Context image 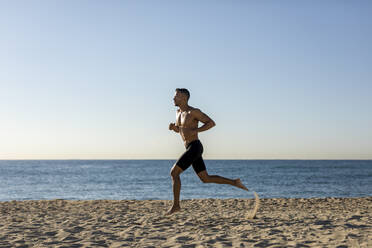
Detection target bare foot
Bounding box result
[235,179,248,191]
[166,205,181,215]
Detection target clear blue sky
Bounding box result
[1,1,371,159]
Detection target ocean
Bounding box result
[0,160,371,202]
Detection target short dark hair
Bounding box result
[175,88,190,100]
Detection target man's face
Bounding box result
[173,91,185,106]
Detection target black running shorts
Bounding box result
[175,139,206,174]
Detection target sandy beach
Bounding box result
[0,197,371,247]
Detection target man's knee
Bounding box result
[170,170,178,178]
[170,164,182,178]
[197,171,210,183]
[199,175,210,183]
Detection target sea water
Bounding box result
[0,160,371,201]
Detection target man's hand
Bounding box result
[169,123,179,133]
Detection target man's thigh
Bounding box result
[192,156,206,174]
[175,149,194,172]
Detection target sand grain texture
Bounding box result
[0,197,371,247]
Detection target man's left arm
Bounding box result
[193,109,216,132]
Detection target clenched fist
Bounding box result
[169,123,179,132]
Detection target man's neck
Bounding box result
[179,104,189,112]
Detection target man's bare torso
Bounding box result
[176,106,199,147]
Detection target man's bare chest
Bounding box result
[177,111,196,127]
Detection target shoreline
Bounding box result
[1,197,371,247]
[1,195,371,203]
[3,194,372,199]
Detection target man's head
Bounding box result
[173,88,190,106]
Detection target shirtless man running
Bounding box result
[167,88,248,215]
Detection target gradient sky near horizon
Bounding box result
[1,1,371,159]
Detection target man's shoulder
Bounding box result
[187,106,197,110]
[189,107,202,115]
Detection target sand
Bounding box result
[0,197,371,247]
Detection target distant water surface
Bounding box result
[0,160,371,201]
